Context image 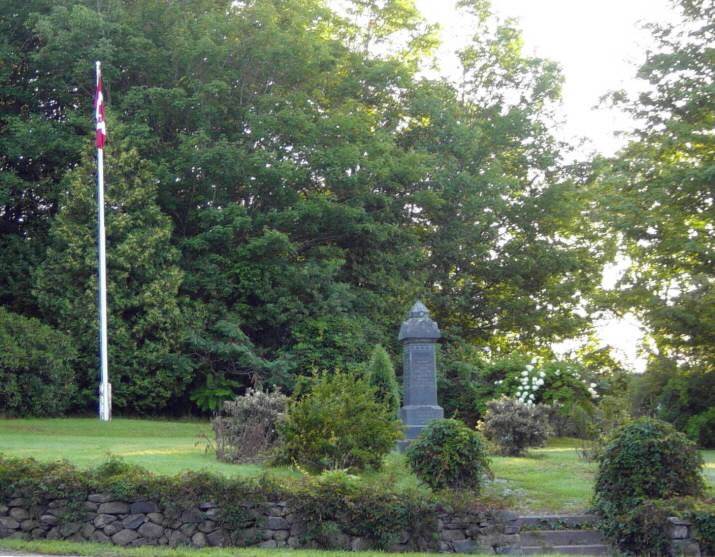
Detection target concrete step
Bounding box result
[522,544,610,555]
[520,529,606,547]
[519,514,598,530]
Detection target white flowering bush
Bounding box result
[480,396,551,456]
[495,359,599,407]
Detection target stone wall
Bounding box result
[0,492,519,553]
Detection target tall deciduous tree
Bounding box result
[597,0,714,370]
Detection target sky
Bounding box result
[414,0,681,371]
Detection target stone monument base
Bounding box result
[397,404,444,451]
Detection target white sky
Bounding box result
[414,0,681,371]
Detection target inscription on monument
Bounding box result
[407,344,436,405]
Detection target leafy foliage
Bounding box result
[212,388,288,464]
[289,470,438,550]
[277,372,403,472]
[593,417,709,555]
[0,0,613,415]
[0,307,76,416]
[596,0,714,371]
[0,455,449,551]
[480,397,551,456]
[629,359,715,446]
[594,418,704,508]
[366,345,401,416]
[686,407,715,449]
[406,419,491,492]
[596,497,715,557]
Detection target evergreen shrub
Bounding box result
[0,307,76,416]
[480,397,550,456]
[407,419,491,492]
[366,344,400,416]
[277,371,403,472]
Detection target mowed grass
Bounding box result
[0,539,569,557]
[0,418,712,513]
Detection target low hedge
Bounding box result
[596,497,715,556]
[0,456,466,550]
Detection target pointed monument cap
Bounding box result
[398,300,441,341]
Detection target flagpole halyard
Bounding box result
[96,60,111,421]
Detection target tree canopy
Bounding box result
[0,0,710,419]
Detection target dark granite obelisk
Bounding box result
[398,301,444,449]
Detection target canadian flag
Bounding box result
[95,62,107,149]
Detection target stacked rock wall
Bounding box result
[0,492,519,553]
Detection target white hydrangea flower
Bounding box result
[525,364,534,371]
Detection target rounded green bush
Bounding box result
[406,419,491,492]
[277,371,403,473]
[594,417,704,508]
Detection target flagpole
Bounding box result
[96,60,111,421]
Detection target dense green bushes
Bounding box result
[277,372,403,472]
[593,417,708,555]
[631,363,715,448]
[407,419,491,492]
[289,470,438,550]
[0,307,76,416]
[594,418,704,505]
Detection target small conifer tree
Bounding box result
[367,345,401,416]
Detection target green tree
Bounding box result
[596,0,714,370]
[399,4,610,351]
[366,344,400,415]
[33,145,190,413]
[0,307,76,416]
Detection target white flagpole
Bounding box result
[96,60,111,421]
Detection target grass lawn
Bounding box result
[0,539,571,557]
[1,418,713,513]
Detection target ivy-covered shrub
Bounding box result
[686,407,715,449]
[480,397,550,456]
[0,307,76,416]
[277,371,403,472]
[593,418,707,555]
[366,345,400,417]
[406,419,491,492]
[594,418,704,507]
[212,388,288,463]
[595,497,715,557]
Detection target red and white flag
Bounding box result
[95,62,107,149]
